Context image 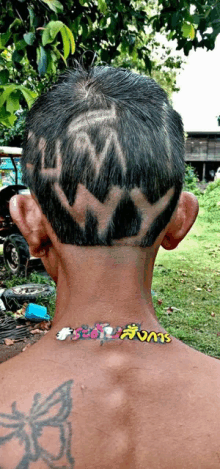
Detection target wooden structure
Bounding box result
[185,132,220,180]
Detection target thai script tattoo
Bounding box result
[0,380,74,468]
[56,324,171,344]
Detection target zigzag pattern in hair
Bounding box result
[54,182,173,244]
[25,132,173,245]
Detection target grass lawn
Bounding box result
[152,201,220,359]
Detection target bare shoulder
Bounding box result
[0,339,220,469]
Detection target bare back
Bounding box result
[1,333,220,469]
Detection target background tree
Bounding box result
[0,0,219,142]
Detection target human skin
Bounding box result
[1,191,220,469]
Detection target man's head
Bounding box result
[20,65,186,248]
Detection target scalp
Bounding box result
[22,65,185,246]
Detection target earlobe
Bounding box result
[9,194,50,258]
[161,192,199,251]
[161,234,178,250]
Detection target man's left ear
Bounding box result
[161,192,199,250]
[9,194,50,258]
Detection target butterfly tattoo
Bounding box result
[0,380,74,468]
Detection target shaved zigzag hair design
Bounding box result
[22,64,185,246]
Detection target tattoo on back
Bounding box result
[0,380,74,468]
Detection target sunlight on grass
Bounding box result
[152,203,220,358]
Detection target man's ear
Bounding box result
[9,194,50,258]
[161,192,199,250]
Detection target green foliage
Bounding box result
[41,0,64,13]
[181,22,195,40]
[0,1,75,126]
[183,164,202,196]
[0,109,26,146]
[4,271,55,289]
[41,20,75,68]
[155,0,220,55]
[200,180,220,223]
[0,0,219,132]
[203,179,220,196]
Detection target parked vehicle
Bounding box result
[0,146,30,274]
[2,283,55,310]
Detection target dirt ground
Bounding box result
[0,333,44,363]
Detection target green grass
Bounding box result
[152,185,220,358]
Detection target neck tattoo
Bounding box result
[56,323,171,344]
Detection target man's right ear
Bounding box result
[9,194,50,257]
[161,192,199,250]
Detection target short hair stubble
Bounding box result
[22,65,185,247]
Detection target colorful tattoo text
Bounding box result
[56,324,171,344]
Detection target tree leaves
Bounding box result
[181,22,195,40]
[0,84,37,126]
[97,0,107,14]
[12,49,24,63]
[0,85,17,108]
[37,46,47,76]
[0,31,11,50]
[157,0,220,53]
[60,26,70,60]
[0,0,219,131]
[19,86,37,108]
[41,0,63,13]
[23,32,35,46]
[0,70,9,85]
[42,21,64,46]
[0,105,17,127]
[61,25,75,58]
[42,21,75,64]
[6,91,20,114]
[0,85,37,110]
[28,6,35,30]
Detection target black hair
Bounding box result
[22,64,185,247]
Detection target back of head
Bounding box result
[22,65,185,247]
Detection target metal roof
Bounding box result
[0,146,22,156]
